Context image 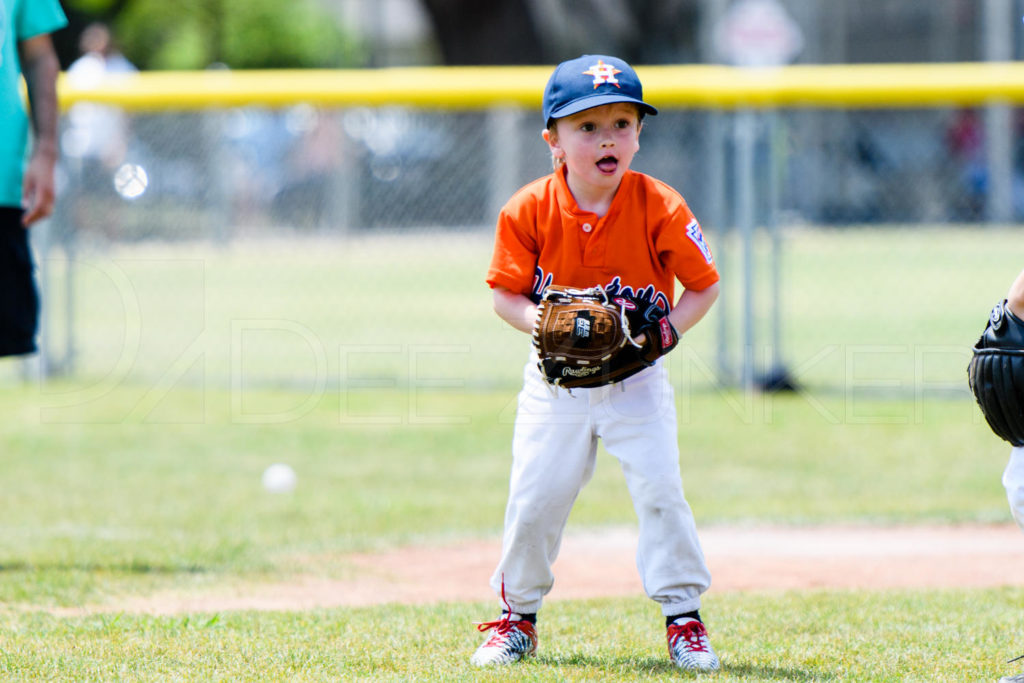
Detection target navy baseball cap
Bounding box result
[542,54,658,126]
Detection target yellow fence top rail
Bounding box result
[57,62,1024,111]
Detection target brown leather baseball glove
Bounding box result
[533,285,675,389]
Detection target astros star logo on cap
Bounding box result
[582,60,622,89]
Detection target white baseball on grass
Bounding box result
[262,463,297,493]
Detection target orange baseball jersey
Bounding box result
[486,166,718,311]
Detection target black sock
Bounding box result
[505,611,537,625]
[666,610,701,627]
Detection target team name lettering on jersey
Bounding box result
[614,297,638,311]
[603,277,671,316]
[686,219,713,264]
[532,269,555,300]
[534,270,672,316]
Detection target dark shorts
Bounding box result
[0,207,39,357]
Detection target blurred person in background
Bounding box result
[0,0,67,357]
[946,108,985,221]
[69,22,134,76]
[64,21,136,236]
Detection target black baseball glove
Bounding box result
[968,299,1024,446]
[623,296,680,367]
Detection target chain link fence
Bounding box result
[9,92,1023,407]
[51,102,1019,240]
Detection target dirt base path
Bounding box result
[63,523,1024,616]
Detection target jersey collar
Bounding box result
[554,164,636,221]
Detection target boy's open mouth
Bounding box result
[596,156,618,174]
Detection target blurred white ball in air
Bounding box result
[262,463,297,493]
[113,163,148,199]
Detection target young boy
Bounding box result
[473,54,721,671]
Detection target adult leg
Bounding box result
[0,208,40,357]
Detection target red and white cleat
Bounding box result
[470,612,537,666]
[667,617,720,672]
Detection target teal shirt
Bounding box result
[1,0,67,207]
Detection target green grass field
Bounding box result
[1,226,1022,680]
[1,589,1021,681]
[0,382,1018,680]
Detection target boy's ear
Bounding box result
[542,128,564,158]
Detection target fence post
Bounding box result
[984,0,1016,224]
[735,108,757,391]
[487,106,524,227]
[709,111,733,386]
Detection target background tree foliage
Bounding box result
[54,0,699,71]
[419,0,542,65]
[58,0,365,70]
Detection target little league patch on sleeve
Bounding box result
[686,220,713,264]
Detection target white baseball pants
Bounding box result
[490,357,711,617]
[1004,445,1024,531]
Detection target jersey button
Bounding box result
[581,223,593,233]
